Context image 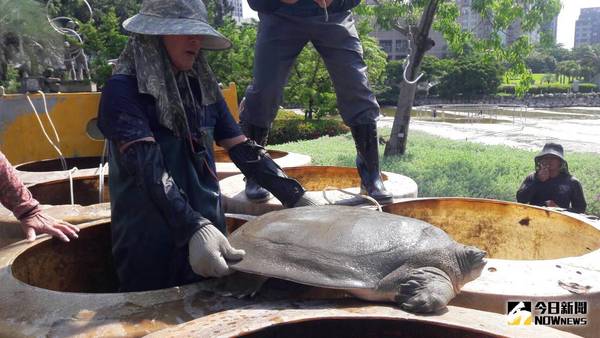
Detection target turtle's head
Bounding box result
[456,245,487,285]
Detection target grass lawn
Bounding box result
[505,73,583,86]
[271,129,600,216]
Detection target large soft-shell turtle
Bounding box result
[228,206,487,313]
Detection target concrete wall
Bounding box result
[414,93,600,108]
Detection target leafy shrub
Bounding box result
[527,83,570,94]
[498,84,516,94]
[0,66,20,93]
[578,83,598,93]
[270,118,349,144]
[438,57,503,98]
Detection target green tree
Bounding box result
[205,19,257,100]
[285,44,336,120]
[437,57,502,98]
[376,60,404,105]
[360,0,561,156]
[79,8,129,86]
[526,51,556,73]
[572,44,600,82]
[556,60,581,83]
[1,0,62,85]
[536,42,571,63]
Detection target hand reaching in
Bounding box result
[20,211,80,242]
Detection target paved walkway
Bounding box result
[377,107,600,154]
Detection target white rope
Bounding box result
[68,167,78,205]
[322,186,382,212]
[45,0,92,62]
[25,93,67,170]
[37,91,61,143]
[46,0,93,33]
[98,162,108,203]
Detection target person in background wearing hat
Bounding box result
[239,0,393,204]
[516,143,586,214]
[0,151,80,242]
[98,0,319,292]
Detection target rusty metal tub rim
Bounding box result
[0,217,253,336]
[145,302,577,338]
[221,166,419,216]
[27,174,110,207]
[215,149,311,179]
[15,156,106,172]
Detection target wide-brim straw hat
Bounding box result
[123,0,232,50]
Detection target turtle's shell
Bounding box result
[228,206,458,290]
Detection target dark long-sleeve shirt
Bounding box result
[516,172,587,213]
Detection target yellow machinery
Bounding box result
[0,83,239,164]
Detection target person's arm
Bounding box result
[213,98,319,207]
[568,178,587,214]
[516,173,539,204]
[0,151,79,241]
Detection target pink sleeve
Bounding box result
[0,151,40,219]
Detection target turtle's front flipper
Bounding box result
[377,266,455,313]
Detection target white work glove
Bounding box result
[188,224,245,278]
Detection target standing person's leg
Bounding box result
[241,13,309,201]
[311,11,392,203]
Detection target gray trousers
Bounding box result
[241,10,380,129]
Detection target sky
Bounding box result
[557,0,600,48]
[243,1,600,49]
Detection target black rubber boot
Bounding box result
[350,123,393,203]
[240,122,272,202]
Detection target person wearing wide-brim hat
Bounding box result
[97,0,320,292]
[516,142,586,213]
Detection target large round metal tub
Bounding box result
[147,303,576,338]
[15,156,107,186]
[214,148,311,179]
[0,175,110,247]
[27,175,109,206]
[384,197,600,337]
[0,203,110,248]
[0,216,256,336]
[221,166,418,215]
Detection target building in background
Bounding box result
[229,0,244,23]
[574,7,600,48]
[365,0,447,59]
[367,0,556,61]
[370,28,448,60]
[456,0,492,40]
[543,17,558,44]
